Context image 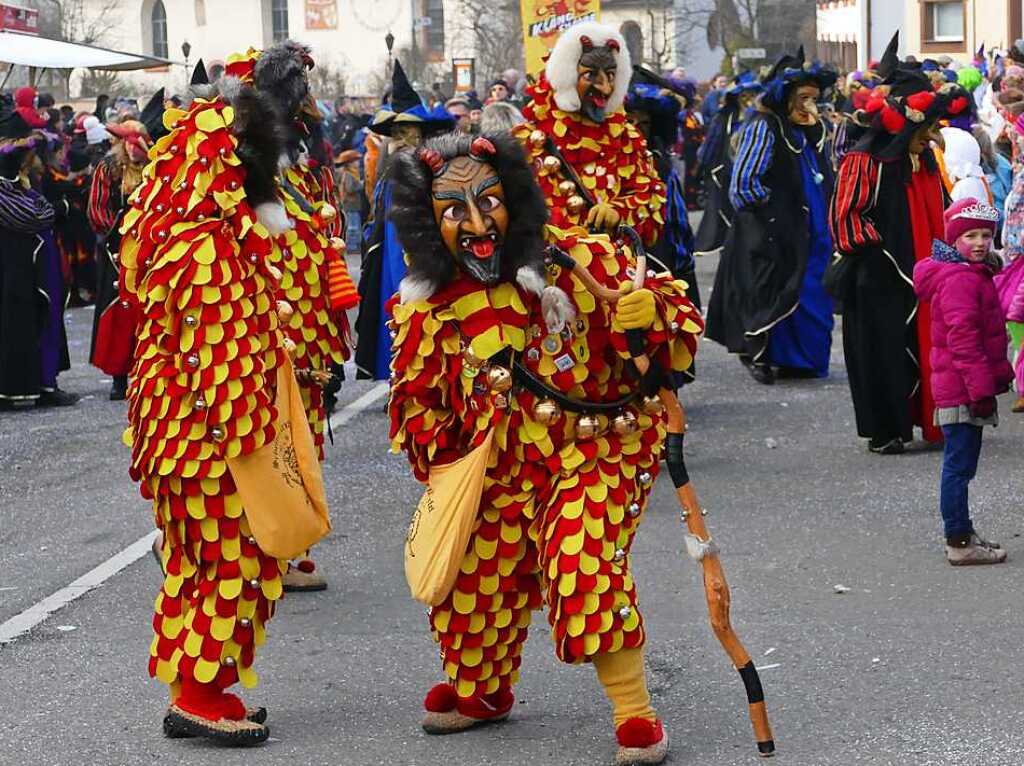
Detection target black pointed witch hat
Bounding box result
[191,59,210,87]
[140,88,167,141]
[371,58,454,137]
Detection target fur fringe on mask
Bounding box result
[547,21,631,114]
[192,74,285,214]
[390,131,549,302]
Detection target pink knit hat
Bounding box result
[944,197,999,244]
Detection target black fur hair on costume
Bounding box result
[388,131,549,300]
[254,41,312,126]
[191,56,285,217]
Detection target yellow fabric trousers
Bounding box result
[592,647,656,726]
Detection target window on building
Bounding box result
[151,0,168,58]
[424,0,444,59]
[272,0,289,43]
[922,1,964,44]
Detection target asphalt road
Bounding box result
[2,249,1024,766]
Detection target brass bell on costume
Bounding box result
[462,347,484,368]
[558,180,575,196]
[319,203,338,222]
[276,300,294,322]
[329,236,346,252]
[532,399,562,425]
[612,411,638,436]
[530,129,546,147]
[566,195,586,215]
[283,337,298,359]
[641,396,664,415]
[487,366,512,393]
[575,413,602,440]
[542,155,561,173]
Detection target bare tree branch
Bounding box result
[58,0,120,46]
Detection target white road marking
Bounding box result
[755,663,781,671]
[329,382,389,429]
[0,531,158,645]
[0,382,390,647]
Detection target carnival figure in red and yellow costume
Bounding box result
[229,44,356,592]
[389,24,702,765]
[118,43,328,746]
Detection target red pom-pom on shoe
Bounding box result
[220,692,248,721]
[424,683,459,713]
[296,559,316,574]
[616,718,665,748]
[456,687,514,720]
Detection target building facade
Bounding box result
[76,0,456,97]
[901,0,1022,62]
[817,0,904,71]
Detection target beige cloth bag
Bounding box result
[227,355,331,559]
[404,430,494,606]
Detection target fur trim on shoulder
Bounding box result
[547,21,631,114]
[254,201,292,235]
[541,285,575,333]
[399,274,438,304]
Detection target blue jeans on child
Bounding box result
[939,423,983,541]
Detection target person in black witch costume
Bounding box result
[693,72,762,257]
[829,32,973,454]
[86,90,165,400]
[87,116,151,400]
[42,146,97,307]
[705,47,837,385]
[0,108,78,409]
[625,67,700,387]
[354,60,454,380]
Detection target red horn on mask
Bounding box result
[580,35,593,51]
[606,39,620,52]
[469,137,496,160]
[418,148,445,177]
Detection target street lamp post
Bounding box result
[385,30,395,77]
[181,40,192,86]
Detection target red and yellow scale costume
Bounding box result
[514,75,665,247]
[270,159,349,459]
[390,216,702,697]
[119,96,288,691]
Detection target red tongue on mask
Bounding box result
[591,95,607,108]
[469,239,495,259]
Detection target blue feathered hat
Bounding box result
[759,46,837,112]
[371,60,454,137]
[725,70,763,105]
[625,66,685,145]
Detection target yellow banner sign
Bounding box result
[520,0,601,76]
[305,0,338,30]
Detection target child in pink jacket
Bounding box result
[914,198,1015,566]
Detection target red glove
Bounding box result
[969,397,997,419]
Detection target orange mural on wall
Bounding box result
[305,0,338,30]
[520,0,601,75]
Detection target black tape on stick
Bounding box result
[738,661,765,704]
[664,432,689,488]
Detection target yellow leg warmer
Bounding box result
[592,647,657,727]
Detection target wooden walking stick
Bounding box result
[551,226,776,757]
[658,392,776,757]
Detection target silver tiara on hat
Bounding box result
[952,202,1000,222]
